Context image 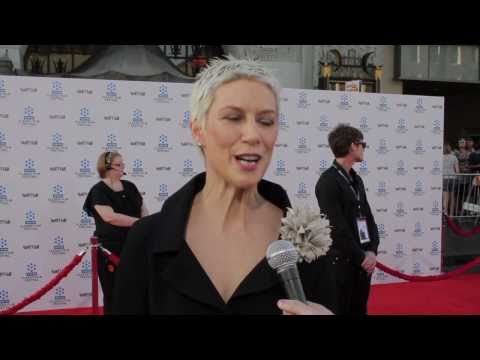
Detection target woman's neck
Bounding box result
[196,174,264,233]
[103,176,122,190]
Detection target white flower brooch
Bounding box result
[279,205,332,263]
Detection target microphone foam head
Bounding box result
[266,240,299,271]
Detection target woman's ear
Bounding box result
[190,118,204,146]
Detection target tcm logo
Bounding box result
[430,200,442,216]
[179,159,197,178]
[130,109,147,128]
[50,236,69,255]
[395,160,408,176]
[76,88,93,95]
[103,82,121,102]
[395,118,408,134]
[48,80,67,100]
[130,89,145,96]
[155,84,173,103]
[22,263,42,282]
[20,158,40,178]
[21,210,41,230]
[295,137,311,154]
[393,243,406,259]
[20,106,39,126]
[413,180,425,196]
[317,160,329,175]
[359,116,371,132]
[414,97,427,113]
[154,134,172,152]
[48,133,68,152]
[376,139,389,155]
[274,160,289,177]
[375,181,388,197]
[337,93,352,110]
[77,260,92,279]
[103,114,120,121]
[0,185,12,205]
[76,159,94,178]
[413,222,424,237]
[180,111,191,128]
[50,287,70,305]
[0,238,14,258]
[76,108,95,126]
[432,119,442,135]
[430,160,442,175]
[104,134,122,151]
[0,131,11,151]
[317,114,331,132]
[376,96,391,111]
[0,289,10,309]
[297,91,311,109]
[0,79,11,98]
[77,210,94,229]
[394,202,407,217]
[413,140,426,155]
[155,184,169,203]
[412,262,423,275]
[355,161,369,176]
[130,159,148,177]
[48,185,68,204]
[130,140,146,147]
[430,241,440,256]
[377,224,388,240]
[155,115,172,122]
[294,182,311,200]
[279,113,289,131]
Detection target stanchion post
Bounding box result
[90,236,100,315]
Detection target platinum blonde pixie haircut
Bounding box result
[190,56,282,128]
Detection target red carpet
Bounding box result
[11,273,480,315]
[368,273,480,315]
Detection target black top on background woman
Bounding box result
[83,151,148,314]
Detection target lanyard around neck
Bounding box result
[333,164,360,202]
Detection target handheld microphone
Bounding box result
[266,240,307,304]
[122,172,127,175]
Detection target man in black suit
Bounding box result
[315,124,380,315]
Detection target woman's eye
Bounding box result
[225,115,241,121]
[259,118,275,126]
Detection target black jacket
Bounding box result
[315,160,379,267]
[113,172,338,314]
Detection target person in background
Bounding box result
[443,142,459,216]
[83,151,148,314]
[455,138,471,173]
[315,124,380,315]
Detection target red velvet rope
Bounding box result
[376,256,480,282]
[99,246,120,266]
[0,251,87,316]
[445,216,480,237]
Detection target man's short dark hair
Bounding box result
[328,124,364,158]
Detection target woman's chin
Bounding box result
[229,172,264,189]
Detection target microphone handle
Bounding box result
[279,266,307,304]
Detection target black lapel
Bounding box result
[151,173,292,308]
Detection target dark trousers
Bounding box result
[97,242,122,315]
[97,254,116,315]
[333,257,372,315]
